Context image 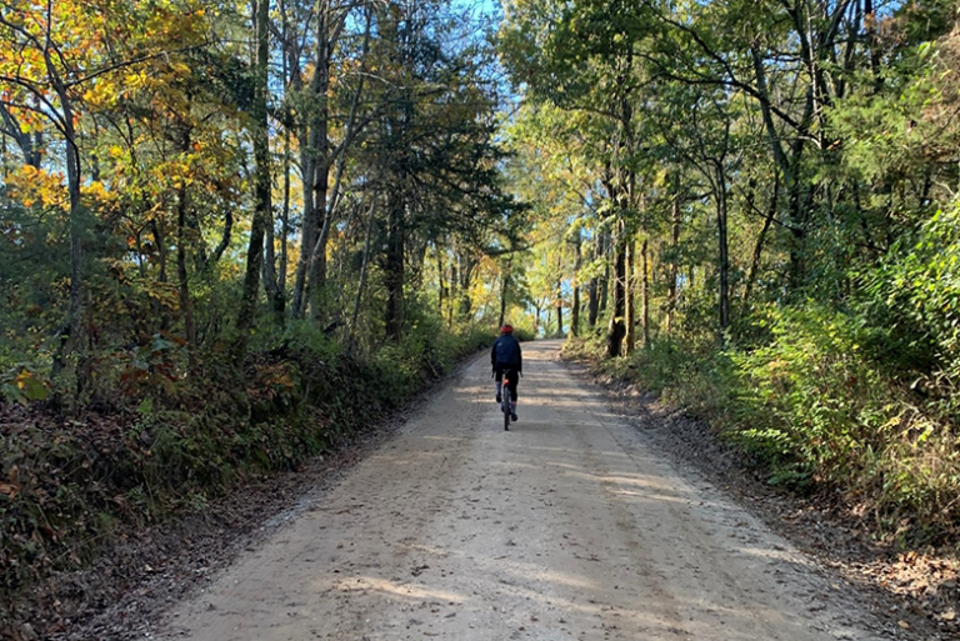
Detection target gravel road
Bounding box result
[155,340,894,641]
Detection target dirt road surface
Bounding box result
[155,340,895,641]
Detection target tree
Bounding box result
[235,0,272,356]
[285,0,373,322]
[1,0,98,378]
[357,0,519,339]
[500,0,661,355]
[0,0,220,384]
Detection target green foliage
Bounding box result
[0,0,513,616]
[373,312,495,399]
[729,305,889,486]
[277,320,343,363]
[865,206,960,386]
[725,300,959,540]
[568,294,960,543]
[0,195,69,374]
[1,367,51,406]
[504,0,960,549]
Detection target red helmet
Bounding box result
[500,324,513,334]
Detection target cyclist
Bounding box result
[491,324,522,421]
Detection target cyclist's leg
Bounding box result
[508,374,518,418]
[494,369,503,402]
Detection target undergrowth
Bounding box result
[0,319,495,603]
[563,309,960,550]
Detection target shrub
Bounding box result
[709,302,959,540]
[729,304,890,486]
[1,366,50,406]
[564,301,960,542]
[859,205,960,420]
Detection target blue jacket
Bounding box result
[491,334,522,372]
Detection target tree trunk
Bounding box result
[571,285,580,337]
[438,246,445,317]
[156,222,168,290]
[641,236,649,347]
[588,278,599,328]
[290,3,334,321]
[313,5,372,323]
[499,270,508,329]
[751,45,813,292]
[263,174,279,321]
[263,118,292,323]
[598,230,610,320]
[62,118,84,373]
[458,253,475,319]
[348,202,377,346]
[606,221,627,358]
[235,0,272,356]
[588,232,602,328]
[384,195,405,340]
[290,145,316,319]
[46,52,84,385]
[447,254,456,326]
[556,278,563,337]
[572,230,582,337]
[148,220,169,332]
[176,129,197,370]
[306,101,331,321]
[744,173,779,307]
[667,183,680,335]
[276,1,294,320]
[278,128,290,315]
[716,165,730,340]
[625,235,636,354]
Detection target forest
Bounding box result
[1,0,959,621]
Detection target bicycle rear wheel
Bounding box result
[502,372,512,431]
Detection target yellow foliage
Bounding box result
[170,62,193,77]
[7,165,67,209]
[467,255,501,314]
[82,181,109,200]
[81,181,120,218]
[83,80,119,108]
[125,73,146,89]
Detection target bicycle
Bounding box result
[500,367,517,431]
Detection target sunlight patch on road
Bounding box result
[421,435,474,444]
[404,543,453,558]
[735,544,815,567]
[565,469,688,493]
[506,566,600,591]
[605,488,692,504]
[332,575,466,604]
